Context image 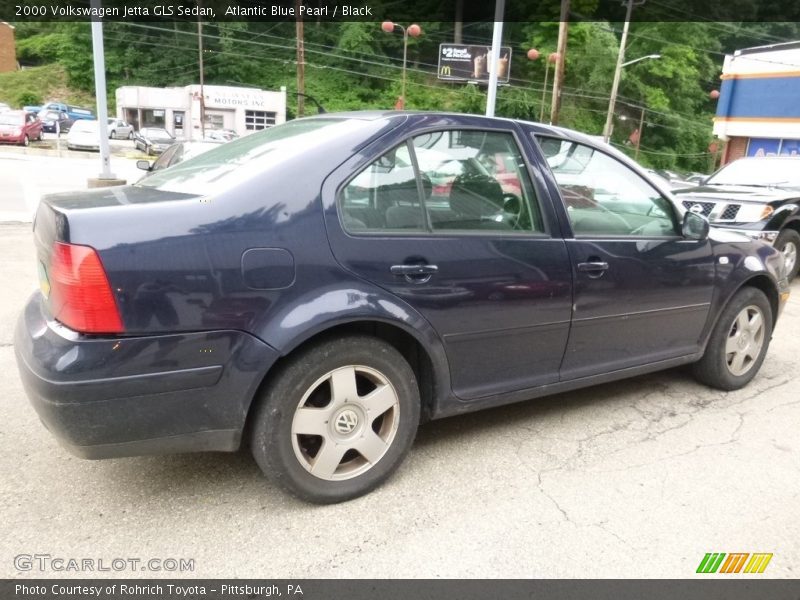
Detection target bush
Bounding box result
[15,90,42,107]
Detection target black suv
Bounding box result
[674,157,800,280]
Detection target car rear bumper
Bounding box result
[14,293,280,459]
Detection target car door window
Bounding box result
[412,130,544,232]
[536,136,679,237]
[340,143,424,232]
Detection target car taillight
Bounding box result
[48,242,124,334]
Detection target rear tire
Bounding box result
[250,336,420,503]
[693,287,772,391]
[774,229,800,281]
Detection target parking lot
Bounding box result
[1,148,799,579]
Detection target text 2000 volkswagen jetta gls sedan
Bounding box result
[15,112,790,503]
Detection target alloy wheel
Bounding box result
[725,305,765,376]
[781,241,797,276]
[291,365,400,481]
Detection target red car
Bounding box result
[0,110,43,146]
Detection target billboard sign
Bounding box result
[437,43,512,83]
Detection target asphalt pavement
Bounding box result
[0,149,798,578]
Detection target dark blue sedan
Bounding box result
[14,112,791,503]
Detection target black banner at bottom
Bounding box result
[3,579,800,600]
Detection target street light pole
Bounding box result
[381,21,421,110]
[401,26,408,106]
[603,0,636,143]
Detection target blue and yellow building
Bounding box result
[714,41,800,164]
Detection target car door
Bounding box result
[531,133,716,380]
[325,125,573,400]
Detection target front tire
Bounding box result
[250,336,420,503]
[693,287,772,390]
[774,229,800,281]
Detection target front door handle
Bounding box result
[390,264,438,283]
[577,261,609,278]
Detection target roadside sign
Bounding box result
[438,43,512,83]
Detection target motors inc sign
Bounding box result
[437,43,512,83]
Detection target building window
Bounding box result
[245,110,277,131]
[142,109,165,128]
[747,137,800,157]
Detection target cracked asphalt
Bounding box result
[1,221,798,578]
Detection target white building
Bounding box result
[115,84,287,140]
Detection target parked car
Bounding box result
[39,110,72,134]
[674,156,800,280]
[0,102,11,113]
[15,112,790,504]
[205,128,240,142]
[22,105,42,115]
[0,110,43,146]
[136,140,224,178]
[108,118,134,140]
[66,119,100,151]
[41,101,94,122]
[134,127,176,155]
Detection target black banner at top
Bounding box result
[1,0,800,22]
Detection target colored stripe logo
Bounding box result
[697,553,773,574]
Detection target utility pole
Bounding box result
[296,0,305,118]
[454,0,463,44]
[485,0,505,118]
[634,106,645,160]
[603,0,638,143]
[550,0,570,125]
[198,16,205,139]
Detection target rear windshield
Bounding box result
[137,117,378,195]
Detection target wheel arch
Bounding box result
[243,317,450,444]
[737,274,780,330]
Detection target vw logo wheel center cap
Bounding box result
[332,406,364,438]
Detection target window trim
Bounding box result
[532,133,683,240]
[337,125,552,239]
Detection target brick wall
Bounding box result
[723,136,748,164]
[0,22,16,73]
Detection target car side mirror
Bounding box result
[682,210,709,241]
[136,160,152,171]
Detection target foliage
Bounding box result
[8,19,800,172]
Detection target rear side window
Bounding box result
[340,130,544,234]
[341,144,425,232]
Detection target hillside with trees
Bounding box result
[6,19,800,172]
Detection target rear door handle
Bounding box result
[577,261,609,278]
[390,264,438,283]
